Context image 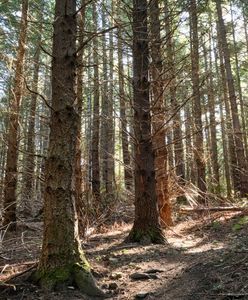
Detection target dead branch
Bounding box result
[180,206,248,214]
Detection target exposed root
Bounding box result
[31,263,106,298]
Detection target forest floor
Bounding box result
[0,206,248,300]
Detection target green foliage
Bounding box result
[232,216,248,231]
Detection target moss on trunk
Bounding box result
[32,263,105,297]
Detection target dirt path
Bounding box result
[0,212,248,299]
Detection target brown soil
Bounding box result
[0,211,248,300]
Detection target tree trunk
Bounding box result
[190,0,206,198]
[215,0,248,196]
[203,33,220,193]
[100,7,113,197]
[164,0,185,182]
[117,21,133,190]
[213,44,232,197]
[108,1,115,196]
[21,19,43,218]
[230,1,248,160]
[150,0,172,226]
[126,0,165,244]
[75,0,86,234]
[34,1,103,296]
[3,0,29,230]
[216,29,238,194]
[91,3,101,209]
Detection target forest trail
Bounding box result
[0,211,248,300]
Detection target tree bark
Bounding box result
[215,0,248,196]
[190,0,206,198]
[34,1,103,296]
[3,0,29,230]
[150,0,172,226]
[203,33,220,193]
[21,17,43,217]
[91,3,101,209]
[164,0,185,182]
[117,21,133,190]
[75,0,86,234]
[126,0,165,244]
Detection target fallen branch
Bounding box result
[180,206,248,214]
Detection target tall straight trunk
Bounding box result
[34,1,103,296]
[91,3,101,208]
[21,19,43,217]
[185,104,194,182]
[217,38,238,193]
[100,7,113,196]
[213,35,232,196]
[230,1,248,160]
[3,0,29,229]
[190,0,206,198]
[203,34,220,192]
[164,0,185,182]
[117,22,133,190]
[75,0,85,233]
[108,1,115,195]
[150,0,172,226]
[203,103,211,188]
[215,0,248,196]
[127,0,165,244]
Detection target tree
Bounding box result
[117,11,133,190]
[33,1,103,295]
[21,7,43,217]
[126,0,165,244]
[91,2,101,209]
[215,0,248,196]
[190,0,206,198]
[150,0,172,225]
[3,0,29,229]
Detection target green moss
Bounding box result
[32,265,73,290]
[32,261,105,297]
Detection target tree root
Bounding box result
[31,263,106,298]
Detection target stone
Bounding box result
[145,268,164,274]
[130,272,158,280]
[135,291,150,299]
[109,282,118,290]
[110,272,122,280]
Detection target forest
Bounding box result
[0,0,248,299]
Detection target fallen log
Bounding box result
[180,206,248,214]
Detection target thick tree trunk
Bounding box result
[126,0,165,244]
[216,0,248,196]
[34,1,103,296]
[150,0,172,226]
[3,0,29,230]
[190,0,206,198]
[91,3,101,209]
